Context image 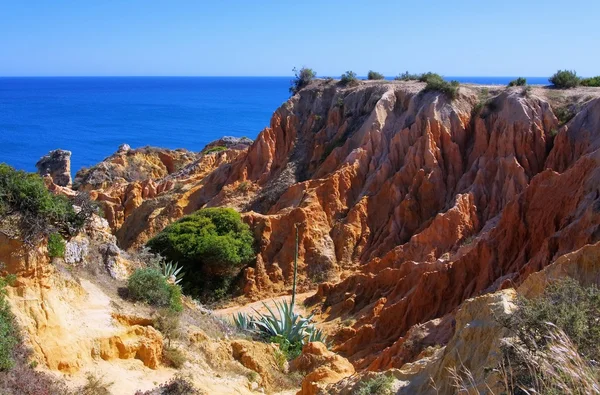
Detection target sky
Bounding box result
[0,0,598,77]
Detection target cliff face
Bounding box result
[75,80,600,371]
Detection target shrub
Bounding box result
[549,70,580,89]
[270,335,303,361]
[367,70,385,80]
[581,76,600,87]
[0,276,18,371]
[496,278,600,393]
[127,268,183,312]
[422,73,460,100]
[394,71,420,81]
[203,146,227,154]
[47,233,65,258]
[147,208,255,301]
[508,77,527,87]
[80,373,113,395]
[0,164,86,240]
[418,71,440,82]
[340,71,358,86]
[153,308,181,348]
[354,374,394,395]
[553,105,576,125]
[163,347,186,369]
[289,67,316,95]
[135,375,200,395]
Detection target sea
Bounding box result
[0,76,550,174]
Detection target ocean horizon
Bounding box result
[0,76,551,174]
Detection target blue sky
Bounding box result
[0,0,598,77]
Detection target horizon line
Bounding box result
[0,75,553,78]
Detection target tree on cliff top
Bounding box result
[289,67,316,95]
[146,208,255,302]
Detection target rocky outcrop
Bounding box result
[67,82,600,376]
[36,149,72,187]
[290,342,355,395]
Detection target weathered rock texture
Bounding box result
[71,81,600,374]
[36,149,72,187]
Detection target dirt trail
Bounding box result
[215,292,315,319]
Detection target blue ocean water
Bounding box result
[0,76,550,174]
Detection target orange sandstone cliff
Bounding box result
[71,80,600,380]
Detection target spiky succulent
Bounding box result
[232,312,255,331]
[160,261,185,285]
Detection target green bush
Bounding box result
[508,77,527,87]
[203,146,227,154]
[340,71,358,86]
[367,70,384,80]
[394,71,420,81]
[289,67,316,95]
[549,70,580,89]
[0,276,18,371]
[47,232,65,258]
[498,278,600,393]
[421,73,460,99]
[354,374,394,395]
[147,208,255,301]
[0,164,85,239]
[127,268,183,312]
[581,76,600,87]
[271,335,303,361]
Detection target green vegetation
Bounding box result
[354,374,394,395]
[136,375,201,395]
[203,146,227,154]
[127,268,183,312]
[553,105,577,125]
[549,70,580,89]
[508,77,527,87]
[271,335,303,362]
[0,275,18,371]
[147,208,255,301]
[81,373,114,395]
[153,308,181,348]
[367,70,385,80]
[581,76,600,87]
[394,71,420,81]
[421,73,460,99]
[496,278,600,394]
[340,70,358,86]
[289,67,316,95]
[47,232,66,258]
[160,261,184,285]
[0,164,87,240]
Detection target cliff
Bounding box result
[40,79,600,391]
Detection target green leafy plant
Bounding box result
[270,335,303,361]
[47,232,65,258]
[394,71,420,81]
[153,308,181,348]
[340,71,358,86]
[421,73,460,99]
[549,70,580,89]
[203,146,227,154]
[0,276,18,371]
[354,374,394,395]
[508,77,527,87]
[581,76,600,87]
[289,67,316,95]
[127,268,183,312]
[147,208,255,301]
[0,164,87,240]
[233,312,255,331]
[160,261,185,285]
[367,70,385,80]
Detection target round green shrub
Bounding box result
[47,233,65,258]
[146,208,255,301]
[367,70,385,80]
[340,71,358,86]
[549,70,580,89]
[127,268,182,311]
[289,67,316,95]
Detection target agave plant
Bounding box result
[232,312,255,331]
[161,261,185,285]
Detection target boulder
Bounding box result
[36,149,72,187]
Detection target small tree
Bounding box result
[549,70,580,89]
[367,70,385,80]
[289,67,316,95]
[508,77,527,87]
[340,71,358,86]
